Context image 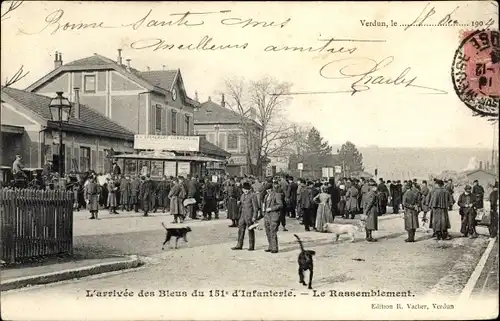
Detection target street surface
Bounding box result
[2,207,496,320]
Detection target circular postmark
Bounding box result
[451,29,499,117]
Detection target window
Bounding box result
[227,133,239,150]
[240,135,247,153]
[207,133,215,144]
[185,115,190,135]
[124,159,137,175]
[79,146,91,172]
[83,75,96,93]
[155,104,162,133]
[171,110,177,134]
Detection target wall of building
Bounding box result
[33,69,195,137]
[194,123,247,155]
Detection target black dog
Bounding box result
[294,234,315,289]
[161,222,192,250]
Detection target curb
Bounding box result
[426,237,490,297]
[1,255,142,292]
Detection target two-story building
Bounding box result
[1,86,134,173]
[194,95,262,176]
[25,50,229,177]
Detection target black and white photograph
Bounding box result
[0,1,498,320]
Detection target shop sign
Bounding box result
[134,135,200,152]
[178,162,191,178]
[228,155,247,165]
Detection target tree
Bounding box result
[338,141,364,176]
[3,65,29,87]
[305,127,332,156]
[223,76,294,176]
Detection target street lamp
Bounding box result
[49,91,72,176]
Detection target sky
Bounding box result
[1,1,498,149]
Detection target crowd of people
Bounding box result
[6,155,499,253]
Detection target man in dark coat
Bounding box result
[286,176,298,219]
[445,179,455,211]
[119,175,131,211]
[458,185,477,238]
[278,176,289,231]
[155,176,170,213]
[232,182,259,251]
[429,179,453,240]
[363,180,379,242]
[202,177,218,220]
[186,176,199,219]
[377,178,389,215]
[402,181,421,242]
[130,175,141,212]
[472,180,485,210]
[112,161,121,176]
[328,177,340,221]
[139,175,155,217]
[299,180,314,231]
[85,177,101,219]
[489,181,498,238]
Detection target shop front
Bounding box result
[112,135,230,180]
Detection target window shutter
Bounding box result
[98,151,104,173]
[219,133,226,150]
[177,113,183,135]
[91,150,96,171]
[240,135,247,153]
[73,147,79,171]
[166,108,171,134]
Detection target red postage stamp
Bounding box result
[451,30,499,117]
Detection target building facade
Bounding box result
[194,95,261,177]
[1,87,134,173]
[26,50,198,137]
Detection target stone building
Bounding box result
[1,86,134,172]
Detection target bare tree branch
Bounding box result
[3,65,30,87]
[1,0,23,21]
[222,77,294,175]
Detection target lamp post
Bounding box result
[49,91,72,176]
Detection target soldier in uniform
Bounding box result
[231,182,259,251]
[263,181,284,253]
[363,180,379,242]
[402,181,421,242]
[202,177,218,220]
[429,179,453,240]
[226,178,241,227]
[130,175,141,212]
[119,175,131,211]
[377,178,389,215]
[85,177,101,219]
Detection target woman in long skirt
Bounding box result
[314,186,334,232]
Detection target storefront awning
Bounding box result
[113,153,226,163]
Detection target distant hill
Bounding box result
[355,147,494,180]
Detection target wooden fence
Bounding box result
[0,188,74,263]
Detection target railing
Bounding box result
[0,188,74,263]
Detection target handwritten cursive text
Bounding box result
[130,35,249,52]
[319,56,447,95]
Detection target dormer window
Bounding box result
[83,74,96,93]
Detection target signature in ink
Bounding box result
[319,56,447,95]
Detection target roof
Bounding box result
[199,136,231,157]
[194,99,243,124]
[1,86,134,140]
[464,169,497,177]
[26,53,199,108]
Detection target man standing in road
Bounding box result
[445,179,455,211]
[263,181,283,253]
[377,178,389,215]
[429,179,453,240]
[363,180,379,242]
[457,185,477,238]
[287,176,298,219]
[402,181,421,242]
[85,176,101,220]
[186,175,199,220]
[119,175,131,212]
[130,175,141,212]
[232,182,259,251]
[139,175,155,217]
[472,180,485,210]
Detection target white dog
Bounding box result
[323,223,361,243]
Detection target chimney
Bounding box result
[195,91,199,102]
[54,51,62,69]
[221,93,225,107]
[73,87,80,119]
[208,96,211,101]
[162,64,166,71]
[479,161,483,170]
[117,49,123,65]
[126,59,131,71]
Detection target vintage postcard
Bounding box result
[0,1,498,320]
